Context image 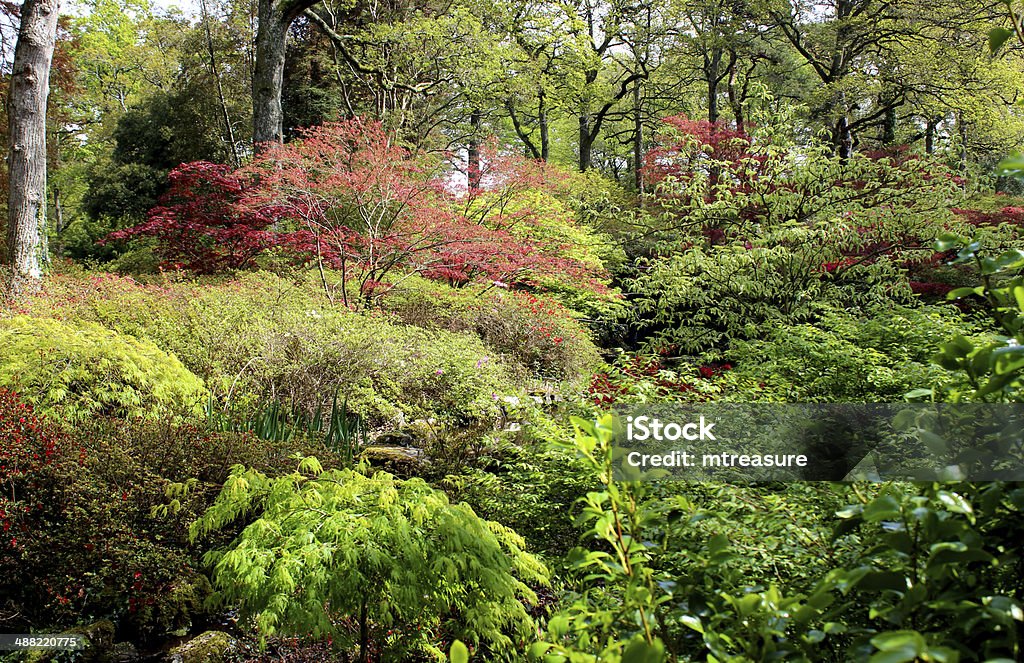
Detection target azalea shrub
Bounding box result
[16,272,525,427]
[0,391,336,636]
[382,276,603,382]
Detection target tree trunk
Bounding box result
[253,0,319,149]
[579,112,593,172]
[201,0,240,166]
[833,116,852,161]
[958,110,968,181]
[253,0,289,147]
[633,79,643,194]
[881,101,896,146]
[467,108,482,190]
[706,49,722,124]
[538,89,549,161]
[925,117,937,155]
[6,0,59,298]
[53,186,63,258]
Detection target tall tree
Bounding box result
[6,0,61,297]
[253,0,321,146]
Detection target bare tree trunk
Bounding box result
[53,186,63,258]
[253,0,319,149]
[705,48,722,124]
[925,117,937,155]
[633,79,643,194]
[538,89,549,161]
[6,0,59,298]
[579,112,593,172]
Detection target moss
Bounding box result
[168,631,235,663]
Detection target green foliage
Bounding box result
[531,415,669,662]
[630,234,911,356]
[381,275,605,383]
[819,482,1023,661]
[932,232,1024,401]
[445,426,598,556]
[206,392,366,466]
[191,463,549,659]
[25,272,525,427]
[531,417,1023,662]
[0,315,207,422]
[1,403,331,636]
[725,305,976,402]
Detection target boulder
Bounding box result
[166,631,235,663]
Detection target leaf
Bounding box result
[449,640,469,663]
[936,490,972,516]
[863,494,901,522]
[679,614,704,634]
[989,27,1015,55]
[869,631,925,663]
[996,152,1024,179]
[621,637,666,663]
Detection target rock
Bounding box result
[108,642,140,663]
[70,619,116,651]
[361,445,428,466]
[167,631,235,663]
[25,620,117,663]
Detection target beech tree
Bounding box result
[6,0,61,297]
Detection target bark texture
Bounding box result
[6,0,60,297]
[252,0,319,148]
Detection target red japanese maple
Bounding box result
[107,162,280,274]
[109,118,606,306]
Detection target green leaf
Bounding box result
[989,27,1015,54]
[869,631,925,663]
[863,494,901,522]
[996,152,1024,179]
[679,614,704,634]
[449,640,469,663]
[936,490,972,516]
[621,637,666,663]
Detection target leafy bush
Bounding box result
[724,305,976,402]
[0,388,344,636]
[532,417,1022,662]
[23,272,524,427]
[0,315,207,422]
[629,231,912,356]
[383,276,604,382]
[191,461,550,660]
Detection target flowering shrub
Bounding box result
[0,389,68,551]
[15,272,526,427]
[381,276,603,382]
[0,401,340,635]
